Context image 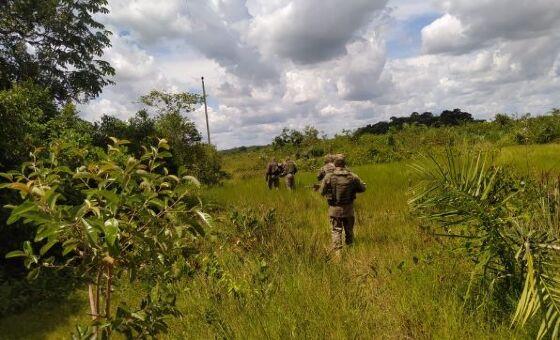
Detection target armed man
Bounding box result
[283,157,298,190]
[319,154,366,259]
[313,154,335,191]
[318,153,335,179]
[265,158,281,189]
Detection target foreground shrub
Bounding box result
[1,138,210,338]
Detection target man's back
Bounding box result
[320,168,366,217]
[284,160,297,174]
[266,162,279,176]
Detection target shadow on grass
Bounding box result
[0,290,85,340]
[0,271,86,340]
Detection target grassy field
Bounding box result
[1,144,560,339]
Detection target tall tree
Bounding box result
[0,0,114,102]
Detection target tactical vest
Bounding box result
[329,170,356,206]
[285,161,297,174]
[268,163,280,178]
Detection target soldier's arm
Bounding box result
[354,175,366,193]
[317,169,325,181]
[319,175,330,196]
[265,165,270,180]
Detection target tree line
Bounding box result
[354,108,478,136]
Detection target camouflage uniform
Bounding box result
[312,155,335,191]
[283,159,298,190]
[265,161,281,189]
[317,162,335,181]
[320,158,366,252]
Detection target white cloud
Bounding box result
[249,0,388,64]
[421,14,467,54]
[106,0,191,43]
[422,0,560,54]
[387,0,438,21]
[79,0,560,149]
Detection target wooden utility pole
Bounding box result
[201,76,211,145]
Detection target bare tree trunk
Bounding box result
[95,270,101,338]
[88,269,102,339]
[105,264,113,339]
[88,283,97,320]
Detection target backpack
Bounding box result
[285,160,297,175]
[269,162,280,178]
[329,170,356,205]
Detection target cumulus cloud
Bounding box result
[422,0,560,54]
[105,0,191,43]
[80,0,560,149]
[413,0,560,120]
[335,36,389,101]
[249,0,388,64]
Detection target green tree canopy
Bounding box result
[0,0,114,102]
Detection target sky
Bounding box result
[79,0,560,149]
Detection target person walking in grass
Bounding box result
[283,157,298,190]
[319,154,366,258]
[265,158,281,189]
[317,154,336,181]
[313,154,335,191]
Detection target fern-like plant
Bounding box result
[409,149,560,339]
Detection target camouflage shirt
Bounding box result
[319,168,366,217]
[266,162,281,179]
[284,160,297,175]
[317,162,336,181]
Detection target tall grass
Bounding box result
[163,162,525,339]
[3,144,560,339]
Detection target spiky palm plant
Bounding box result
[512,189,560,339]
[409,149,560,339]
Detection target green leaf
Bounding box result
[0,172,13,181]
[103,218,119,246]
[23,241,33,255]
[40,239,59,256]
[157,139,169,150]
[196,210,213,227]
[46,191,61,210]
[182,176,200,187]
[81,218,99,245]
[5,250,26,259]
[148,198,165,210]
[27,267,40,280]
[62,240,79,256]
[86,189,120,205]
[131,311,147,321]
[35,224,61,242]
[7,200,36,225]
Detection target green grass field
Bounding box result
[2,144,560,339]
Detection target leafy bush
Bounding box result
[1,138,210,338]
[535,125,559,144]
[494,113,514,127]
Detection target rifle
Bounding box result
[304,183,321,191]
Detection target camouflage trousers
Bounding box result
[285,174,295,190]
[267,177,279,189]
[330,216,355,250]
